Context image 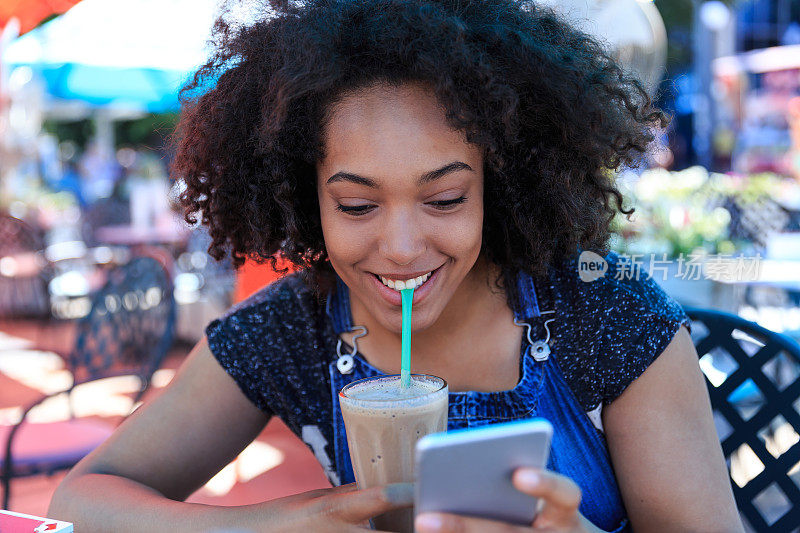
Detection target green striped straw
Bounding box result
[400,287,414,388]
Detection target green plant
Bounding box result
[612,167,793,257]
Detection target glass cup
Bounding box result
[339,374,448,532]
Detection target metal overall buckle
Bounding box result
[514,311,555,362]
[335,325,368,374]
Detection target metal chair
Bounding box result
[1,256,176,510]
[0,214,51,320]
[685,307,800,532]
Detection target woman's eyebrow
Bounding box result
[418,161,473,184]
[325,161,473,187]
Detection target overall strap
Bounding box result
[513,270,556,362]
[513,270,543,320]
[325,276,354,334]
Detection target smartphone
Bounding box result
[415,418,553,526]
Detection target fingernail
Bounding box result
[383,482,414,505]
[516,469,540,489]
[415,513,444,532]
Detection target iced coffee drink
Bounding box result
[339,374,448,532]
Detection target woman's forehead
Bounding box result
[320,83,477,167]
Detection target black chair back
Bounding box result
[0,213,44,255]
[67,256,176,402]
[1,256,176,511]
[686,307,800,532]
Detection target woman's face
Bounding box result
[317,82,485,334]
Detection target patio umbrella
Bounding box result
[1,0,222,112]
[0,0,82,35]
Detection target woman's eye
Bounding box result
[336,196,467,215]
[428,196,467,210]
[336,204,376,216]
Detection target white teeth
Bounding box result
[378,270,434,291]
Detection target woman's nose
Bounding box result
[379,211,426,266]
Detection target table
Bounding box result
[94,222,190,247]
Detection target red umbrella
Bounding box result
[0,0,82,34]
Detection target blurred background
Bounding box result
[0,0,799,531]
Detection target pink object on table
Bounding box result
[0,510,72,531]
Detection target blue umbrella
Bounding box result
[36,64,190,111]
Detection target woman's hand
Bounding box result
[250,481,414,532]
[414,468,604,533]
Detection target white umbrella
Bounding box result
[2,0,224,111]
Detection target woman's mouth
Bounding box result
[368,265,444,306]
[375,271,433,291]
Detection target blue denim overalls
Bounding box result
[327,273,630,532]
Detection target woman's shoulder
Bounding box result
[543,251,691,410]
[203,271,334,416]
[206,271,334,349]
[205,270,332,362]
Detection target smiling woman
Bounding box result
[47,1,743,533]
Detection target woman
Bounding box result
[49,0,743,531]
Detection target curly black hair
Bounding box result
[172,0,667,293]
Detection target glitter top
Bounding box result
[206,251,690,460]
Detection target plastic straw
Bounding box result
[400,287,414,388]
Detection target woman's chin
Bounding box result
[378,304,439,335]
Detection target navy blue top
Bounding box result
[206,251,690,519]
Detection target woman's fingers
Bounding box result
[330,482,415,524]
[415,512,529,533]
[512,469,582,528]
